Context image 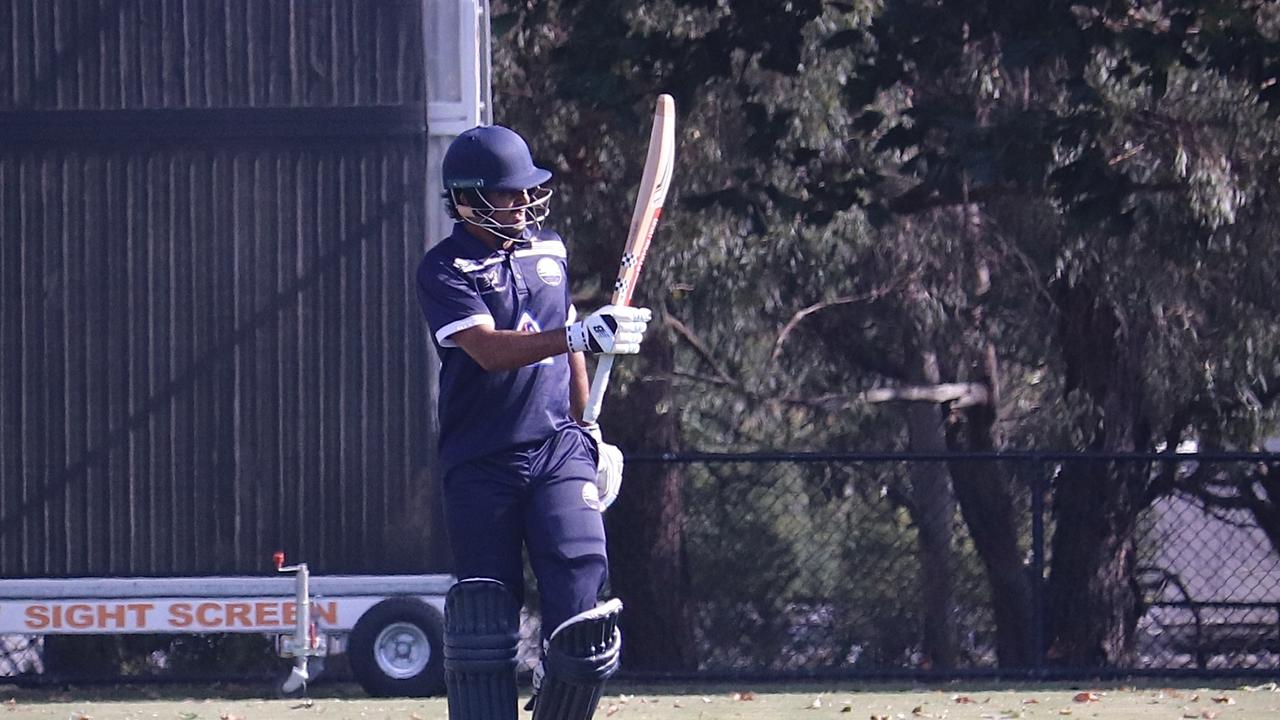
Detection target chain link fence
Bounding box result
[0,636,41,677]
[4,452,1278,685]
[646,452,1280,678]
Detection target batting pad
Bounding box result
[444,579,520,720]
[531,598,623,720]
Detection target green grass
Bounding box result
[2,681,1278,720]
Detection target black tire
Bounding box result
[348,597,446,697]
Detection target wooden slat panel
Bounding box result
[317,151,343,565]
[29,0,52,109]
[365,156,388,569]
[290,152,312,559]
[61,151,79,574]
[38,154,65,575]
[7,1,30,108]
[124,152,147,573]
[0,156,18,567]
[136,0,160,107]
[161,0,184,106]
[256,151,282,556]
[145,152,169,570]
[228,150,251,567]
[0,0,438,578]
[50,0,70,107]
[1,0,425,112]
[209,149,237,574]
[102,0,119,106]
[186,150,212,571]
[333,0,353,105]
[104,152,131,574]
[168,152,193,569]
[274,151,299,557]
[338,153,362,558]
[83,154,109,573]
[0,2,12,108]
[180,0,202,107]
[19,155,47,574]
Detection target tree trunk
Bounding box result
[934,202,1036,667]
[1044,457,1145,665]
[903,347,958,669]
[1045,282,1153,666]
[601,328,696,670]
[946,399,1036,667]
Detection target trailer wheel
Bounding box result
[348,597,446,697]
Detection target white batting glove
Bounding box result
[581,421,604,445]
[595,441,624,511]
[581,422,623,511]
[566,305,652,354]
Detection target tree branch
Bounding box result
[771,277,911,361]
[665,314,736,386]
[863,383,991,408]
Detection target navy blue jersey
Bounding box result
[417,223,579,474]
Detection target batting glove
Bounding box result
[580,421,604,445]
[595,441,624,511]
[580,422,623,511]
[566,305,651,354]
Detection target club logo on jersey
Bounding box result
[517,313,553,366]
[535,257,563,287]
[475,268,506,294]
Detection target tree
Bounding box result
[823,0,1280,665]
[489,0,1280,670]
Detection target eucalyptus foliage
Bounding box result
[491,0,1280,669]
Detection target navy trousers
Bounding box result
[442,425,607,634]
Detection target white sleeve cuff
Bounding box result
[436,315,494,347]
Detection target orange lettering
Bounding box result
[24,605,49,630]
[195,602,221,627]
[255,602,279,626]
[169,603,193,628]
[98,604,127,628]
[313,601,337,626]
[226,602,251,627]
[66,604,94,629]
[283,603,296,625]
[129,603,154,626]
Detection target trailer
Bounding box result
[0,0,492,696]
[0,556,453,696]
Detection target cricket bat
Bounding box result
[582,94,677,424]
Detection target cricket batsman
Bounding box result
[415,124,650,720]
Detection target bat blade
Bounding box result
[612,93,676,307]
[583,94,676,424]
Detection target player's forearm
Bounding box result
[457,327,570,372]
[568,350,589,420]
[451,305,651,373]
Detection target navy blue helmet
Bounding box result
[443,125,553,239]
[443,125,552,190]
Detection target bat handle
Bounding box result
[582,354,617,425]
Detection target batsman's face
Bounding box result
[485,189,532,229]
[455,185,551,247]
